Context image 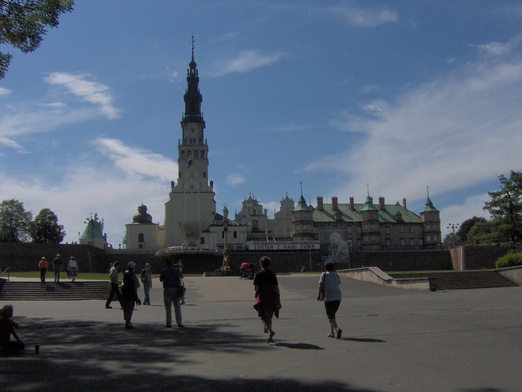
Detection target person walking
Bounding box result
[52,254,63,283]
[38,257,48,286]
[140,263,152,305]
[253,256,281,343]
[105,261,123,309]
[120,261,141,329]
[0,304,25,355]
[67,256,78,282]
[159,259,184,328]
[319,261,343,339]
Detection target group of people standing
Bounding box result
[105,259,185,330]
[37,254,78,285]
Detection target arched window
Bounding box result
[138,233,144,243]
[194,150,199,159]
[201,150,205,159]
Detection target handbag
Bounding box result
[177,284,186,297]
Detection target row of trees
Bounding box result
[0,199,65,243]
[444,171,522,250]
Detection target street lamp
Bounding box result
[447,223,460,248]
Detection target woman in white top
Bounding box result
[318,261,342,339]
[67,256,78,282]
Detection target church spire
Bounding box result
[182,35,204,124]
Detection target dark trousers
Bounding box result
[106,283,122,307]
[40,268,47,285]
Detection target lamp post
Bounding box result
[447,223,460,248]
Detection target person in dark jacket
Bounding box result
[253,256,281,343]
[120,261,141,329]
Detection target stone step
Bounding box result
[390,271,518,291]
[0,280,111,301]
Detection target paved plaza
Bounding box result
[0,274,521,392]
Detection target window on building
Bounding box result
[419,238,424,246]
[427,235,431,242]
[385,238,391,247]
[409,225,413,233]
[400,225,404,233]
[347,226,352,234]
[233,231,237,238]
[200,237,205,244]
[410,238,414,246]
[139,244,143,249]
[138,233,144,243]
[400,238,405,246]
[385,226,390,235]
[434,235,438,242]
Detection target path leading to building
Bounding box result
[1,274,521,392]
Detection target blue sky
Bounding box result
[1,1,522,246]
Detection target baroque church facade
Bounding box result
[123,45,442,259]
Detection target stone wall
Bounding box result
[459,245,510,270]
[0,243,509,276]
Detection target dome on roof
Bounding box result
[132,204,153,224]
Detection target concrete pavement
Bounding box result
[1,274,521,392]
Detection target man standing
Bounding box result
[52,254,63,283]
[159,259,184,328]
[105,261,122,309]
[38,257,48,286]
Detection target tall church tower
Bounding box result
[164,39,216,247]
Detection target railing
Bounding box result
[0,266,10,281]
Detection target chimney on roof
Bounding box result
[317,196,323,210]
[403,198,407,209]
[332,196,338,211]
[379,196,385,211]
[350,196,355,210]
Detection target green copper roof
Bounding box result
[422,197,440,213]
[360,196,378,211]
[79,219,105,239]
[293,195,311,212]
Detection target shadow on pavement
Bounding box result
[0,316,382,392]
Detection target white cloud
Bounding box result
[210,50,286,76]
[307,55,522,208]
[226,173,247,186]
[0,136,26,152]
[0,138,178,245]
[0,106,94,139]
[0,87,12,96]
[323,6,398,28]
[440,194,491,237]
[93,137,178,182]
[45,72,120,119]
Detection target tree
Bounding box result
[467,220,505,246]
[484,171,522,249]
[457,216,487,244]
[0,0,74,79]
[30,208,65,243]
[0,199,32,242]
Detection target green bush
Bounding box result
[495,252,522,269]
